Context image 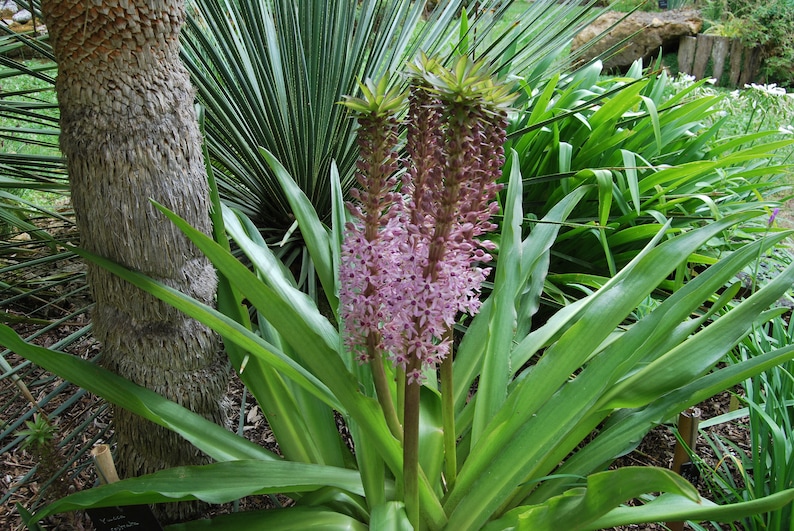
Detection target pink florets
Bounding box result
[339,66,509,383]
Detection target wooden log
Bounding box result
[739,46,762,86]
[728,38,743,87]
[692,34,715,80]
[711,36,730,85]
[678,35,697,75]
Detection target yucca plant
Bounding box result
[6,59,794,529]
[181,0,606,275]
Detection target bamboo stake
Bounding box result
[91,444,120,484]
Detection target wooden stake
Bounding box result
[668,408,701,531]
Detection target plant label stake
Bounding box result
[87,445,163,531]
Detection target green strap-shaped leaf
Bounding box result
[419,385,445,493]
[31,460,365,523]
[260,147,339,317]
[370,501,413,531]
[0,324,275,463]
[150,204,447,527]
[444,212,762,529]
[588,490,794,530]
[604,260,794,409]
[165,506,368,531]
[471,151,523,445]
[639,95,662,155]
[67,244,342,412]
[453,185,591,413]
[330,161,346,318]
[533,344,794,504]
[483,467,697,531]
[620,149,641,216]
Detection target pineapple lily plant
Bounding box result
[4,56,794,530]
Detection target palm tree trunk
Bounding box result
[41,0,228,520]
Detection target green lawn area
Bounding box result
[0,59,59,158]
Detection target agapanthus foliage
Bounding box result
[340,56,513,383]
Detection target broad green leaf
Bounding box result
[0,325,275,463]
[472,151,523,444]
[260,147,338,316]
[295,486,370,522]
[589,490,794,530]
[32,460,365,523]
[349,422,388,510]
[444,212,760,530]
[166,507,368,531]
[483,467,697,531]
[370,501,412,531]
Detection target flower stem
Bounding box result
[397,365,406,425]
[369,340,403,441]
[440,330,456,491]
[403,361,421,529]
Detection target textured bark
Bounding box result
[41,0,228,519]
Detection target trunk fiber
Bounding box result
[42,0,228,520]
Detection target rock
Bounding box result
[0,1,18,19]
[572,9,703,72]
[12,8,30,24]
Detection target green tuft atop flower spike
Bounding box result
[410,54,516,112]
[340,76,407,118]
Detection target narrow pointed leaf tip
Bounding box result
[411,54,516,112]
[341,76,407,117]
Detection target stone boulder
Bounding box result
[11,8,30,24]
[0,1,18,19]
[572,10,703,71]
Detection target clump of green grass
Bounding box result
[0,58,59,158]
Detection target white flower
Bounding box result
[747,83,788,97]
